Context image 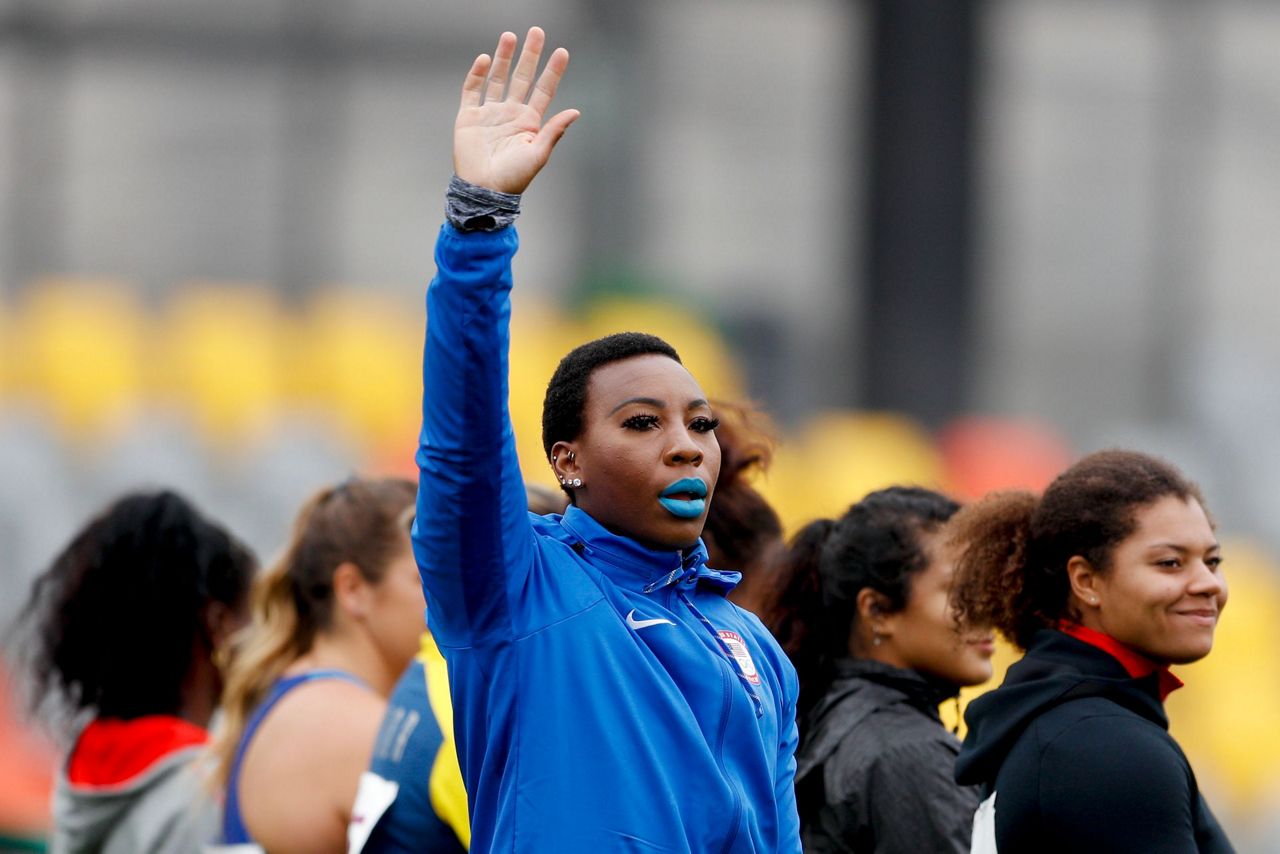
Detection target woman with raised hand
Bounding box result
[415,27,801,853]
[950,450,1232,852]
[211,477,424,854]
[12,491,256,854]
[772,487,994,853]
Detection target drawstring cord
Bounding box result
[644,552,765,719]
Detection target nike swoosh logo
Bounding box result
[626,609,675,631]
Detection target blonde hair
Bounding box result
[210,476,415,789]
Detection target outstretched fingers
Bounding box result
[507,27,545,104]
[460,53,492,108]
[483,31,518,104]
[526,47,571,118]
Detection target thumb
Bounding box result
[533,108,580,162]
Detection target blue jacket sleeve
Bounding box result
[412,223,536,648]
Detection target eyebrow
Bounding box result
[608,397,710,415]
[1147,542,1220,554]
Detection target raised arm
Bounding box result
[413,28,579,647]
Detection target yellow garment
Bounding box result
[420,633,470,848]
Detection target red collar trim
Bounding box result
[67,716,208,787]
[1058,621,1183,701]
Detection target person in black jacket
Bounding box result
[949,449,1233,853]
[771,487,995,853]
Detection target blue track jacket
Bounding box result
[413,223,802,853]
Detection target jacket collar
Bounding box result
[831,658,961,712]
[556,505,738,595]
[1058,621,1184,701]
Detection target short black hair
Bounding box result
[12,490,257,728]
[541,332,681,459]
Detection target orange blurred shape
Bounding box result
[938,416,1073,500]
[0,666,55,838]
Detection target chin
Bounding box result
[1160,640,1215,666]
[954,661,995,688]
[642,523,703,552]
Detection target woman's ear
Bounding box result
[549,441,581,484]
[204,600,246,651]
[855,587,895,638]
[1066,555,1102,608]
[332,561,372,622]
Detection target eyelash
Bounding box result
[620,415,721,433]
[1155,556,1223,569]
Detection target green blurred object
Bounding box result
[0,833,46,853]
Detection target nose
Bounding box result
[1188,558,1226,600]
[665,426,703,467]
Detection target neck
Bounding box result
[290,625,398,698]
[850,636,910,671]
[175,649,219,729]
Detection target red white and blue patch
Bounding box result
[717,630,761,685]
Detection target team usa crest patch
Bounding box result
[717,630,762,685]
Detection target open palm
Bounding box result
[454,28,580,195]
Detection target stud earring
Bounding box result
[570,478,583,489]
[872,633,883,647]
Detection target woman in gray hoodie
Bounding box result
[10,491,256,854]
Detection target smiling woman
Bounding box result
[412,26,801,854]
[948,449,1233,853]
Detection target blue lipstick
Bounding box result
[658,477,708,519]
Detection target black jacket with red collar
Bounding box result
[956,629,1233,853]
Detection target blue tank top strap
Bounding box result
[221,669,369,845]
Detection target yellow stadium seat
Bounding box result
[160,284,284,447]
[1165,541,1280,810]
[578,297,745,403]
[508,295,586,490]
[0,299,10,398]
[14,278,147,442]
[757,410,946,534]
[298,289,421,454]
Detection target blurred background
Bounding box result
[2,0,1279,849]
